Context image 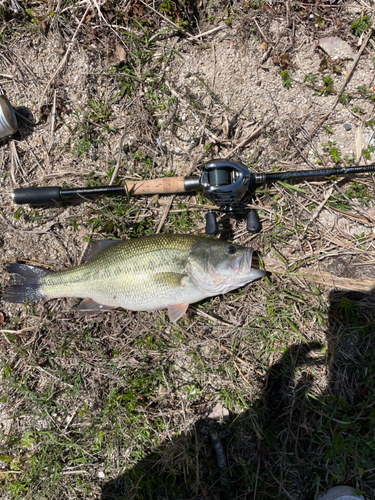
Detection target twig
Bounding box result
[0,328,35,334]
[64,406,79,432]
[186,25,228,41]
[189,306,234,326]
[109,132,128,185]
[234,361,252,386]
[254,19,266,41]
[302,186,334,232]
[48,89,57,152]
[1,332,12,345]
[62,470,89,475]
[295,271,375,293]
[156,195,174,234]
[10,142,26,186]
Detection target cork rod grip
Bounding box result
[124,176,186,195]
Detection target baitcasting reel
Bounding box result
[198,159,260,235]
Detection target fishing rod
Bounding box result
[12,159,375,235]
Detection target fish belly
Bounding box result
[43,269,207,312]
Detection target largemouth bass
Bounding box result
[3,234,265,322]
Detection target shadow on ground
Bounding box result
[101,288,375,500]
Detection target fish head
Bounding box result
[188,239,265,295]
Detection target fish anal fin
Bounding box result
[168,302,189,323]
[77,298,116,317]
[83,240,120,262]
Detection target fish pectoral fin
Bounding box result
[83,239,120,262]
[168,302,189,323]
[154,272,188,287]
[77,298,117,317]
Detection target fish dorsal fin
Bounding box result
[83,240,120,262]
[168,302,189,323]
[77,298,116,317]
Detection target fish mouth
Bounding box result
[232,248,266,279]
[247,248,266,278]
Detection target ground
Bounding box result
[1,1,375,499]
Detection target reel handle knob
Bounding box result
[246,209,261,233]
[205,211,218,235]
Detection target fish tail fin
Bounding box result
[3,263,50,303]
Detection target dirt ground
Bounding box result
[2,1,375,499]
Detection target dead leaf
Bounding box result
[0,312,4,326]
[207,403,229,422]
[318,36,355,60]
[112,45,126,64]
[126,357,139,366]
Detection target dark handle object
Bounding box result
[246,209,261,233]
[205,211,218,235]
[12,186,63,205]
[12,185,128,205]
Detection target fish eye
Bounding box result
[227,245,236,255]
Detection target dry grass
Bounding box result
[1,1,375,499]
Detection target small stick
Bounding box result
[109,132,127,185]
[294,271,375,293]
[64,406,79,432]
[186,25,227,41]
[48,89,57,152]
[0,328,35,334]
[302,186,334,232]
[254,19,266,41]
[156,195,174,233]
[189,306,234,326]
[234,361,252,386]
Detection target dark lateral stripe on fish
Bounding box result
[3,264,49,303]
